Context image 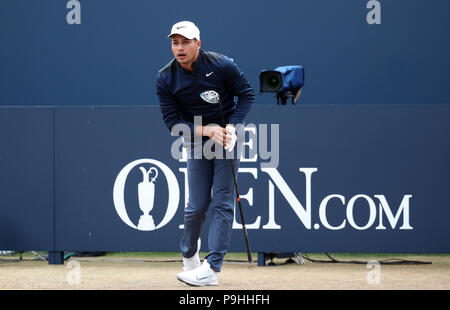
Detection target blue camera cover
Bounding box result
[275,65,304,92]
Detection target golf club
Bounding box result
[200,90,253,263]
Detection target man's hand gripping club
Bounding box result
[195,124,237,151]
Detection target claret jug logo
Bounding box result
[113,159,179,231]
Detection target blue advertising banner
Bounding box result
[1,105,449,254]
[0,108,54,250]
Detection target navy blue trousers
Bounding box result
[180,142,240,272]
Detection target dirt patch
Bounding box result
[1,255,449,290]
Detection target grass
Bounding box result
[2,251,449,262]
[303,252,450,258]
[80,252,450,265]
[103,251,259,261]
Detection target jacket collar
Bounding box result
[175,50,204,74]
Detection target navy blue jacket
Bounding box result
[156,50,255,138]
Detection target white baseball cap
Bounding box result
[168,21,200,40]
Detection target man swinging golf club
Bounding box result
[156,21,255,286]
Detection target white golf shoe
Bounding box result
[177,260,218,286]
[182,238,201,272]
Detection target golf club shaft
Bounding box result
[217,101,253,263]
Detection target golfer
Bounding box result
[156,21,255,286]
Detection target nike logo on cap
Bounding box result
[176,26,186,29]
[206,72,213,77]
